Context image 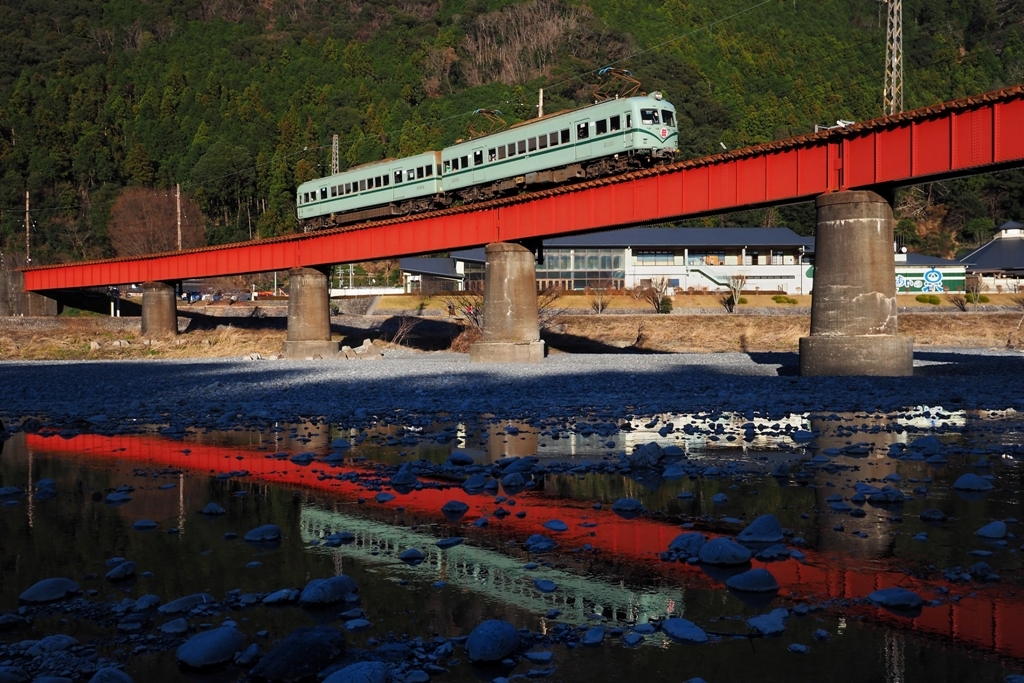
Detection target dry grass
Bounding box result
[2,311,1022,360]
[550,313,1024,353]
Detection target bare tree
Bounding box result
[644,277,672,314]
[108,187,206,257]
[538,286,564,328]
[966,276,983,308]
[720,273,748,313]
[589,279,613,314]
[442,291,484,331]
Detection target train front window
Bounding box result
[640,109,659,125]
[662,110,675,126]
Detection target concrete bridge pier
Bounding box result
[799,190,913,376]
[283,266,339,360]
[0,270,58,316]
[470,242,545,363]
[140,282,179,336]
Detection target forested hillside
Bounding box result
[0,0,1022,266]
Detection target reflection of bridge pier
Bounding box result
[809,414,904,556]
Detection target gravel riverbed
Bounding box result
[3,349,1022,430]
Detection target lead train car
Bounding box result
[441,93,678,202]
[297,93,677,230]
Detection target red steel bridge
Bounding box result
[20,84,1024,291]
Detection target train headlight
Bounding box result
[651,91,663,101]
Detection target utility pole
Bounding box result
[884,0,903,116]
[332,134,339,175]
[24,190,30,264]
[176,183,182,250]
[537,88,544,118]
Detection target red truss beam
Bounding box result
[22,85,1024,291]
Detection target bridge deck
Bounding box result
[21,85,1024,291]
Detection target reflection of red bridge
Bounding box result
[25,432,1024,659]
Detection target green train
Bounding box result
[296,92,678,230]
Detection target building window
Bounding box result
[636,251,674,266]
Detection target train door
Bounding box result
[392,168,406,199]
[472,148,486,182]
[574,119,592,159]
[622,111,633,146]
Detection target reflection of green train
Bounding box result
[296,93,678,230]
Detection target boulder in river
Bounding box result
[244,525,282,543]
[299,575,358,606]
[176,626,245,669]
[249,625,345,682]
[697,538,753,566]
[952,473,994,492]
[18,578,79,604]
[158,593,216,615]
[88,669,134,683]
[661,618,708,643]
[725,568,779,593]
[736,515,784,544]
[465,620,520,662]
[322,661,390,683]
[105,561,137,581]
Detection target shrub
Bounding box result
[658,297,673,314]
[915,294,929,303]
[966,293,990,304]
[739,297,748,305]
[928,295,941,305]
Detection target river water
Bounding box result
[0,407,1021,682]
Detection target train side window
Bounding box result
[626,113,632,127]
[507,143,516,157]
[560,129,570,144]
[407,169,415,181]
[416,167,424,179]
[538,135,548,149]
[302,193,309,203]
[426,165,433,177]
[375,176,382,188]
[576,123,589,140]
[450,158,458,171]
[359,180,366,192]
[595,119,607,135]
[330,187,336,198]
[474,150,483,165]
[640,108,659,125]
[444,160,451,172]
[497,146,506,159]
[394,171,402,184]
[488,148,496,161]
[320,188,327,199]
[662,110,675,126]
[517,140,526,154]
[549,132,559,146]
[610,115,621,131]
[528,137,537,152]
[460,156,468,168]
[383,175,389,186]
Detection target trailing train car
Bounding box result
[296,151,444,230]
[441,93,678,203]
[296,93,678,230]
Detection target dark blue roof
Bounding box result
[541,227,812,248]
[450,228,812,262]
[960,233,1024,272]
[398,257,462,279]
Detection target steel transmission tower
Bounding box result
[884,0,903,116]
